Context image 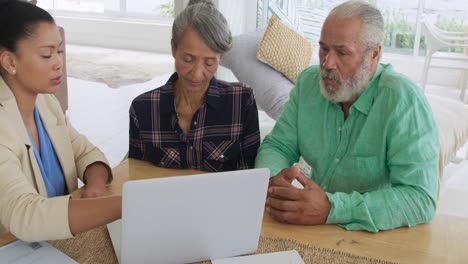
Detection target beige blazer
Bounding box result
[0,76,110,241]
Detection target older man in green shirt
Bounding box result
[255,1,438,232]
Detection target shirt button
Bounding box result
[193,121,197,125]
[160,162,165,166]
[220,154,225,159]
[335,158,340,163]
[338,127,342,132]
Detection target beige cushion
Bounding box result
[257,16,313,83]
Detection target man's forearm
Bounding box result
[325,185,436,232]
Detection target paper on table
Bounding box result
[0,240,77,264]
[211,250,305,264]
[292,179,304,189]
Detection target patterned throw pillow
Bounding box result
[257,16,313,83]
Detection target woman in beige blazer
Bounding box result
[0,0,121,241]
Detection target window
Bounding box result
[423,0,468,53]
[38,0,175,22]
[127,0,175,18]
[258,0,468,56]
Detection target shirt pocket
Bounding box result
[202,140,241,171]
[146,144,181,168]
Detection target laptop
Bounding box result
[108,168,270,264]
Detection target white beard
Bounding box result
[319,57,373,103]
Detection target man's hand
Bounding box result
[80,162,111,198]
[266,166,331,225]
[268,167,298,189]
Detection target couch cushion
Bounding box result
[426,94,468,177]
[221,27,293,120]
[256,16,313,83]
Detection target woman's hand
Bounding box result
[81,162,111,198]
[81,183,106,198]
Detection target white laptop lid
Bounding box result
[120,168,270,264]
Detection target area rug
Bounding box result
[66,45,174,88]
[50,226,398,264]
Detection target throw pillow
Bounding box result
[220,27,294,120]
[257,16,313,83]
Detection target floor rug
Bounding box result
[66,45,174,88]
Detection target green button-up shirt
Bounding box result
[255,64,439,232]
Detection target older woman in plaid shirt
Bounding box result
[129,0,260,172]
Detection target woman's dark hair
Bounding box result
[0,0,55,52]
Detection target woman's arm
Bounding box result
[68,195,121,235]
[0,151,122,240]
[0,148,121,241]
[128,103,146,160]
[71,162,121,235]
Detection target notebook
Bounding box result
[108,168,270,264]
[0,240,77,264]
[212,250,305,264]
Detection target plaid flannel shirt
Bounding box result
[129,73,260,172]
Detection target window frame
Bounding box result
[41,0,176,24]
[258,0,467,58]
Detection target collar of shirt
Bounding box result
[351,63,385,116]
[158,72,224,115]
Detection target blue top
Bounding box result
[28,106,67,197]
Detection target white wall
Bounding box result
[59,0,256,53]
[56,16,172,53]
[218,0,257,36]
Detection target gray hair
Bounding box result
[172,0,232,54]
[328,1,384,52]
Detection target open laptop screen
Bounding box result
[120,168,270,264]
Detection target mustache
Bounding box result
[320,69,341,84]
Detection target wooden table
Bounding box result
[2,158,468,263]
